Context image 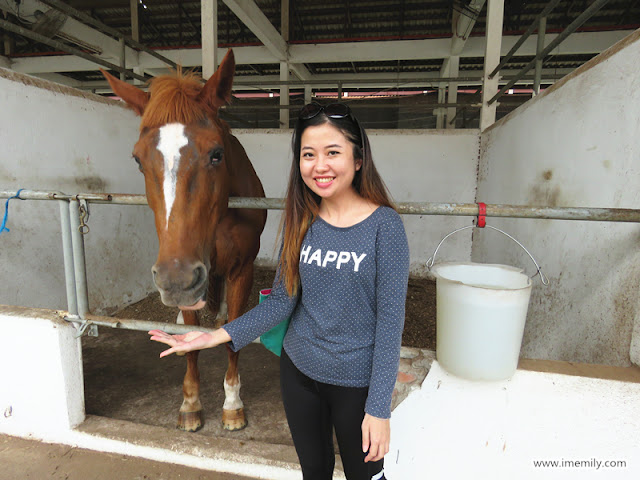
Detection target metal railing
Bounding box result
[2,189,639,335]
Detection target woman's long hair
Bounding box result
[278,108,395,296]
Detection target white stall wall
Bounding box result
[236,129,480,276]
[0,69,157,314]
[475,31,640,366]
[1,69,480,313]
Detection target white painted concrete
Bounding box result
[0,307,84,438]
[475,31,640,366]
[0,68,157,315]
[387,362,640,480]
[235,129,480,276]
[3,304,637,480]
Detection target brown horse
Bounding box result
[101,50,266,432]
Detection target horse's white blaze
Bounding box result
[158,123,188,228]
[223,376,243,410]
[176,311,184,324]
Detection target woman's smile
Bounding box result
[314,176,335,187]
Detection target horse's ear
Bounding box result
[100,68,149,116]
[197,49,235,111]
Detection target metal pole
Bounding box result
[3,191,640,223]
[58,200,77,316]
[201,0,218,78]
[446,56,460,129]
[0,18,146,82]
[489,0,611,105]
[436,87,446,128]
[280,62,290,128]
[64,313,218,336]
[119,37,126,81]
[304,85,313,104]
[235,76,485,87]
[40,0,177,69]
[130,0,140,43]
[488,0,562,79]
[480,0,505,131]
[69,200,90,318]
[225,102,482,111]
[533,16,547,96]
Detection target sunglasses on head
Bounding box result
[298,102,352,120]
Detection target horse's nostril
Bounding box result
[190,264,207,290]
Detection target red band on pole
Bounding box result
[477,202,487,228]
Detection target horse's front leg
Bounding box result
[176,309,203,432]
[221,265,253,431]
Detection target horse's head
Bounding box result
[102,50,237,309]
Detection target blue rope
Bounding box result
[0,189,25,235]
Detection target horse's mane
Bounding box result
[140,70,230,135]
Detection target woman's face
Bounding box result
[299,122,362,203]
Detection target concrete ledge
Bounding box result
[387,361,640,479]
[518,358,640,383]
[73,415,309,480]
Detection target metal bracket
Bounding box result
[74,320,98,338]
[78,198,90,234]
[65,314,99,338]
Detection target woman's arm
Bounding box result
[149,256,299,355]
[362,210,410,458]
[148,327,232,357]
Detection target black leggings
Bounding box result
[280,349,385,480]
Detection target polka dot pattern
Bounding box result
[223,206,410,419]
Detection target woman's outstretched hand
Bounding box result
[148,328,231,357]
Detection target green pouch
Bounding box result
[258,288,291,356]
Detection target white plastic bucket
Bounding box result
[427,224,547,381]
[431,262,532,381]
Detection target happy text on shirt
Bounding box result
[300,245,367,271]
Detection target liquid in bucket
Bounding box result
[431,262,532,381]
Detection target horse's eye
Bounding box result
[209,147,223,166]
[133,155,143,172]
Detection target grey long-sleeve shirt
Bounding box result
[223,206,410,419]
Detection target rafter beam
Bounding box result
[222,0,310,80]
[223,0,287,60]
[9,30,631,74]
[63,68,574,93]
[12,0,139,65]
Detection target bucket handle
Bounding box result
[426,224,549,286]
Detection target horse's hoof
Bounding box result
[177,410,203,432]
[222,408,247,431]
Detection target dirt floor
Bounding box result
[78,266,436,452]
[113,266,437,350]
[0,435,256,480]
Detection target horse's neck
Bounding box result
[225,134,264,198]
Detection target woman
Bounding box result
[149,102,409,480]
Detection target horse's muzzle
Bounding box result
[151,260,208,308]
